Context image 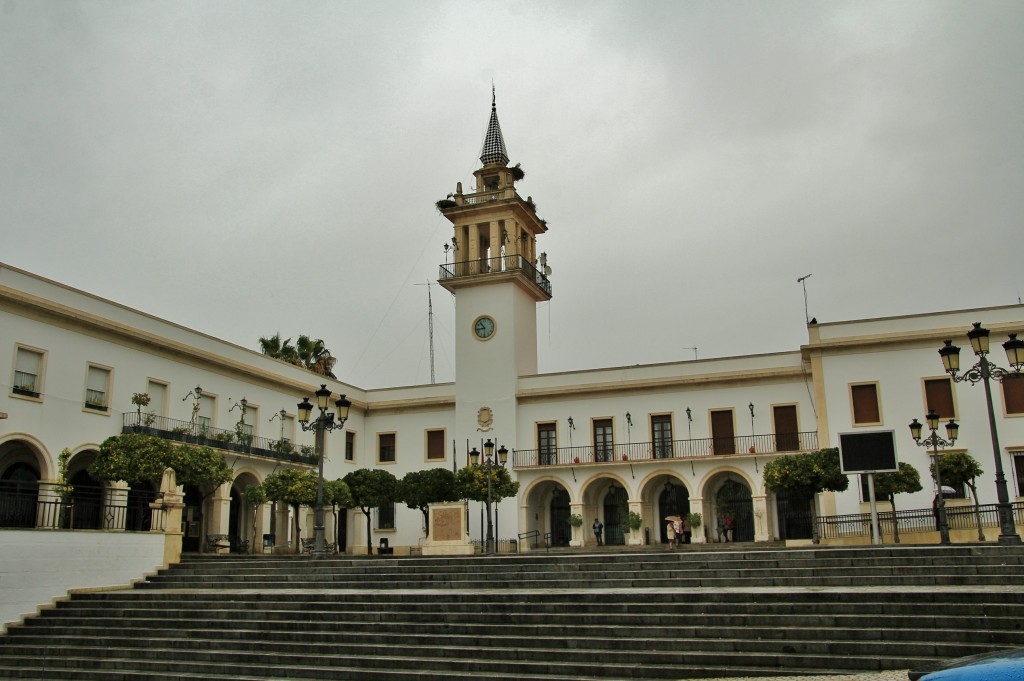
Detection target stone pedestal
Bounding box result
[422,501,475,556]
[154,468,184,568]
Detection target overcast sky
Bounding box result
[3,1,1022,389]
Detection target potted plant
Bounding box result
[626,512,643,532]
[621,454,629,461]
[131,392,150,417]
[568,513,583,529]
[573,456,580,464]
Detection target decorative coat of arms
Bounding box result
[477,406,494,432]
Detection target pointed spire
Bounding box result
[479,85,509,167]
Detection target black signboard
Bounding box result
[838,430,898,474]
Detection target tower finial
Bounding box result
[480,85,508,166]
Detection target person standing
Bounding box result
[593,518,604,546]
[665,520,676,549]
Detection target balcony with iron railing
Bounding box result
[512,431,819,469]
[439,254,552,296]
[122,413,317,466]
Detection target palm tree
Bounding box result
[258,333,297,364]
[295,335,337,378]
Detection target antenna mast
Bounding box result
[797,274,812,324]
[416,282,436,384]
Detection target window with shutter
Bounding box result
[924,378,955,419]
[851,384,881,425]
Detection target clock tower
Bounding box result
[437,91,552,453]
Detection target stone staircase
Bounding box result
[1,544,1023,679]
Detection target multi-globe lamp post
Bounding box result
[909,410,958,545]
[469,438,509,556]
[297,384,351,559]
[938,324,1024,545]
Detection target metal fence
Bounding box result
[470,538,521,554]
[816,502,1024,540]
[514,431,819,468]
[439,254,552,296]
[122,412,317,465]
[0,480,163,532]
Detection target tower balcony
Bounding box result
[512,431,819,469]
[439,254,552,298]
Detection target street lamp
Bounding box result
[909,410,959,545]
[297,384,352,559]
[469,438,508,555]
[939,324,1024,545]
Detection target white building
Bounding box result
[3,99,1024,562]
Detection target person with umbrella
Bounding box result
[665,515,681,548]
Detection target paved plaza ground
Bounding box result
[705,672,909,681]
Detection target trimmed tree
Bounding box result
[241,483,267,553]
[455,464,519,504]
[455,464,520,546]
[324,478,353,551]
[262,468,317,553]
[344,468,399,555]
[90,433,233,541]
[874,462,923,543]
[90,434,232,489]
[934,451,986,541]
[397,468,461,535]
[762,448,849,544]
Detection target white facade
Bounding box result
[3,102,1024,563]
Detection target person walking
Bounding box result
[593,518,604,546]
[665,520,676,549]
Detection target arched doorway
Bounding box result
[659,480,691,543]
[68,469,103,529]
[776,494,813,540]
[550,487,570,547]
[126,481,157,532]
[521,479,573,550]
[182,485,203,552]
[335,507,347,553]
[1,461,40,528]
[229,486,243,552]
[603,484,628,546]
[716,478,754,542]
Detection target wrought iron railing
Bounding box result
[816,502,1024,540]
[513,431,818,468]
[470,538,520,554]
[439,254,552,296]
[0,480,163,531]
[122,413,317,465]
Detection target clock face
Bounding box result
[473,315,496,340]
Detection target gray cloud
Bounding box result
[2,0,1021,388]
